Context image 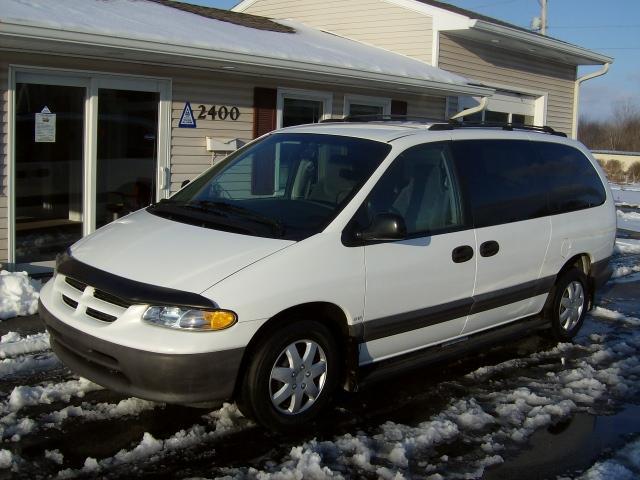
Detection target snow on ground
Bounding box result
[614,238,640,255]
[561,436,640,480]
[0,238,637,478]
[0,271,41,320]
[617,210,640,233]
[611,183,640,208]
[0,331,50,358]
[56,403,249,479]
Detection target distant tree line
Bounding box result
[579,100,640,184]
[579,101,640,152]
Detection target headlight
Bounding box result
[142,306,237,331]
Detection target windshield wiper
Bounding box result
[187,200,286,237]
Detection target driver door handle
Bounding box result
[452,245,474,263]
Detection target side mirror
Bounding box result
[358,213,407,242]
[181,179,190,188]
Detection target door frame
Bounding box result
[7,65,172,265]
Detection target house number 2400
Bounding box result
[197,105,240,121]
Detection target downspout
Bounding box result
[572,62,610,139]
[450,97,489,121]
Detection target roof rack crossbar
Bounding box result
[428,121,567,137]
[320,114,441,124]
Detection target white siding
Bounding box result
[438,33,577,134]
[243,0,434,64]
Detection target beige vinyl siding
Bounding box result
[0,59,9,263]
[244,0,434,64]
[438,33,577,134]
[0,50,448,262]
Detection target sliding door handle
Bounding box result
[480,240,500,257]
[452,245,474,263]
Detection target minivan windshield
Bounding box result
[148,133,391,240]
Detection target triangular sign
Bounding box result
[178,102,197,128]
[41,106,52,114]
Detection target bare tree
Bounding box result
[579,98,640,152]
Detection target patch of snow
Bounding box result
[611,183,640,208]
[0,332,50,358]
[564,436,640,479]
[0,271,41,320]
[56,403,248,478]
[617,210,640,233]
[0,352,60,379]
[611,264,640,279]
[7,377,101,413]
[45,449,64,465]
[1,0,469,86]
[614,238,640,255]
[0,449,13,469]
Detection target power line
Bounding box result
[551,24,640,29]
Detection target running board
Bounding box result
[357,315,548,388]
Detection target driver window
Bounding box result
[366,142,465,236]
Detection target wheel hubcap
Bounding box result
[559,281,585,331]
[269,339,327,415]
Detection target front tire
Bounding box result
[546,268,589,341]
[238,320,341,431]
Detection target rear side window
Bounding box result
[534,142,606,214]
[451,140,548,228]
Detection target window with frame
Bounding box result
[278,89,332,128]
[344,95,391,119]
[362,142,465,237]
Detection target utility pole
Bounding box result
[539,0,548,35]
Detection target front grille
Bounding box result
[65,276,87,292]
[86,308,117,323]
[93,289,132,309]
[62,295,78,309]
[56,274,130,324]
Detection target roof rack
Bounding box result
[319,116,567,137]
[428,121,567,137]
[320,114,441,123]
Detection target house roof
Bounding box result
[149,0,294,34]
[0,0,493,97]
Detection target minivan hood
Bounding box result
[69,209,295,294]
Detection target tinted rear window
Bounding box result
[534,142,606,214]
[452,140,606,228]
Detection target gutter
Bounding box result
[450,96,488,120]
[571,63,610,139]
[471,20,613,65]
[0,21,494,98]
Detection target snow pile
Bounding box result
[611,183,640,208]
[56,403,248,478]
[45,449,64,465]
[7,378,101,412]
[0,449,13,469]
[614,238,640,255]
[0,271,41,320]
[0,352,60,379]
[617,210,640,233]
[562,436,640,480]
[0,332,50,358]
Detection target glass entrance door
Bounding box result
[12,71,169,267]
[14,83,85,263]
[96,89,159,229]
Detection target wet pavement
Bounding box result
[0,231,639,479]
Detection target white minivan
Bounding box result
[39,121,616,430]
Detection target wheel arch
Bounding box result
[233,302,360,399]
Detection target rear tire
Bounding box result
[545,267,589,341]
[238,319,341,432]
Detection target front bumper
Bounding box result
[40,300,245,405]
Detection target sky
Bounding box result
[185,0,639,120]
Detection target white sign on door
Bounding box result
[35,106,56,143]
